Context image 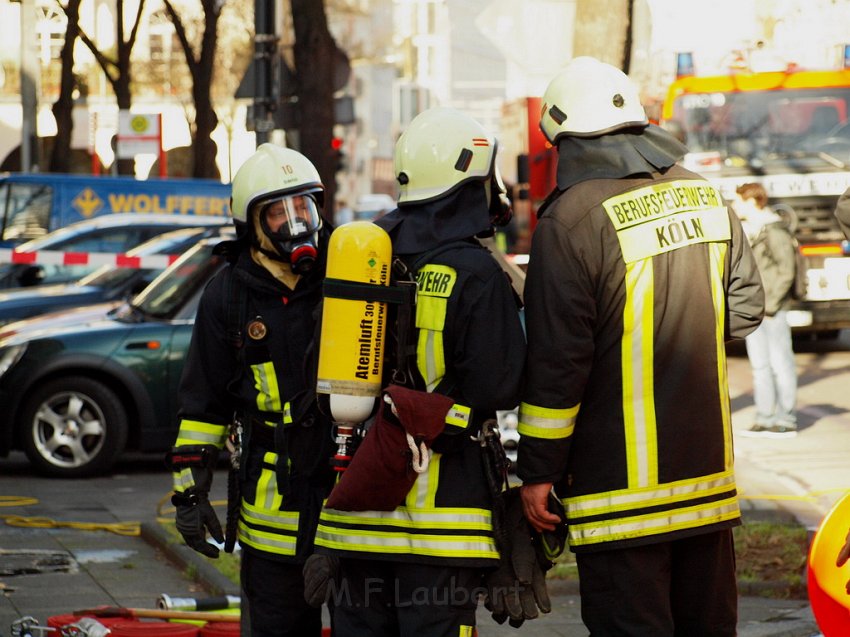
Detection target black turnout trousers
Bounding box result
[575,529,738,637]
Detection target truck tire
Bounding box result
[20,377,129,478]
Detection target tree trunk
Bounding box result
[191,1,221,179]
[163,0,221,179]
[50,0,83,173]
[291,0,339,221]
[192,86,220,179]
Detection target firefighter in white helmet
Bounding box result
[306,107,530,635]
[518,56,765,636]
[168,144,335,637]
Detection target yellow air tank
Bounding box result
[317,221,392,424]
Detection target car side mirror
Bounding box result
[130,278,151,296]
[17,265,45,287]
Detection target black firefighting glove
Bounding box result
[485,487,566,628]
[168,445,224,559]
[303,552,340,608]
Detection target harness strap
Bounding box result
[323,278,411,304]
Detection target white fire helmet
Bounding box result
[394,107,499,205]
[231,144,324,229]
[539,56,648,143]
[230,144,325,273]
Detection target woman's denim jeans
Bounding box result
[744,310,797,426]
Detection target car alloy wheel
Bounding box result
[20,377,129,478]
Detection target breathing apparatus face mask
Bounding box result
[256,193,323,274]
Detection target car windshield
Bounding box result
[670,87,850,158]
[129,241,224,319]
[75,227,212,290]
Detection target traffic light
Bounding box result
[332,137,347,173]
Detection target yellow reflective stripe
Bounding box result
[315,526,499,559]
[415,276,451,391]
[240,500,299,531]
[517,402,578,439]
[251,451,282,511]
[565,470,736,516]
[173,468,194,492]
[237,520,297,555]
[283,402,293,425]
[459,627,474,637]
[445,403,470,428]
[622,258,657,489]
[417,326,445,392]
[710,243,734,470]
[406,452,441,509]
[316,502,499,556]
[252,361,282,412]
[175,419,227,448]
[568,496,741,546]
[319,506,493,530]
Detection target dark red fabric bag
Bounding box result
[324,385,454,511]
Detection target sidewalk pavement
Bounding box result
[0,453,824,637]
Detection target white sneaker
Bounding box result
[739,424,797,438]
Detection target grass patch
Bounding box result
[546,520,809,599]
[159,520,241,585]
[733,520,809,598]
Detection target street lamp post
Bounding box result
[253,0,278,146]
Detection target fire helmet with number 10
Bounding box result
[231,143,325,274]
[539,56,648,143]
[394,107,512,228]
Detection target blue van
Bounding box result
[0,172,231,246]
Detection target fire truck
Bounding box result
[661,56,850,335]
[498,96,556,258]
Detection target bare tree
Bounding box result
[162,0,224,179]
[78,0,147,175]
[291,0,343,218]
[50,0,83,172]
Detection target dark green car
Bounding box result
[0,229,234,477]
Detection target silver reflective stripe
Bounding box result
[252,361,282,412]
[241,500,299,530]
[566,470,737,516]
[419,328,443,391]
[569,497,740,546]
[315,525,498,558]
[175,419,227,447]
[319,506,492,529]
[407,453,441,509]
[250,451,280,511]
[517,402,577,439]
[317,488,496,558]
[622,258,657,488]
[238,521,298,554]
[173,468,194,491]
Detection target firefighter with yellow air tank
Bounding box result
[305,106,530,636]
